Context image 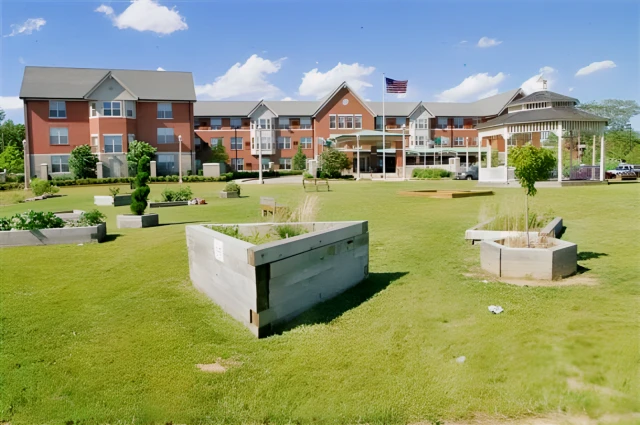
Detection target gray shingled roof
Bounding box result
[265,101,320,116]
[20,66,196,101]
[477,107,607,130]
[194,101,258,116]
[423,89,521,117]
[509,90,578,106]
[366,102,420,116]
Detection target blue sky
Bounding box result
[2,0,639,127]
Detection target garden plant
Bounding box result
[130,157,151,215]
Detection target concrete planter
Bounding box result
[219,191,239,198]
[480,237,577,280]
[94,195,113,206]
[465,217,563,244]
[116,213,159,229]
[94,194,132,206]
[186,221,369,337]
[1,223,107,248]
[149,201,189,208]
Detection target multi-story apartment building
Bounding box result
[194,82,524,174]
[20,66,196,178]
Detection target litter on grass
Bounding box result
[488,305,504,314]
[456,356,466,363]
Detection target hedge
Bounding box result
[412,168,452,179]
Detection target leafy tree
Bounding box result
[510,144,556,246]
[127,140,157,173]
[0,108,5,123]
[0,145,24,173]
[209,143,229,163]
[130,157,151,215]
[0,119,26,153]
[292,145,307,170]
[577,99,640,131]
[69,145,98,178]
[626,145,640,164]
[320,148,350,178]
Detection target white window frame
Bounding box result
[231,137,243,150]
[157,154,175,175]
[49,128,69,145]
[125,101,135,118]
[277,137,291,150]
[278,117,290,130]
[437,117,448,129]
[454,137,465,146]
[261,136,272,150]
[210,137,223,147]
[300,137,312,149]
[416,118,427,129]
[103,101,121,117]
[91,134,99,148]
[49,101,66,119]
[338,116,346,129]
[279,158,292,170]
[440,136,450,146]
[453,117,463,129]
[157,103,173,119]
[354,115,362,129]
[157,128,175,144]
[90,102,97,118]
[258,118,271,130]
[300,117,312,129]
[231,158,244,171]
[344,115,354,129]
[128,134,135,144]
[51,155,70,173]
[104,134,123,153]
[329,115,337,129]
[230,118,242,128]
[210,118,222,130]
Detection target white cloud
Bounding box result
[281,97,294,101]
[18,57,25,64]
[0,96,23,110]
[95,0,187,35]
[477,89,499,100]
[568,87,574,92]
[459,40,468,44]
[4,18,46,37]
[477,36,502,48]
[575,60,617,77]
[157,67,165,71]
[195,55,285,100]
[298,62,376,99]
[436,72,507,102]
[520,66,556,94]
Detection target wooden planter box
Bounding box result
[116,213,159,228]
[0,223,107,248]
[149,201,189,208]
[186,221,369,337]
[465,217,563,244]
[220,191,239,198]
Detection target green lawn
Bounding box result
[1,181,638,424]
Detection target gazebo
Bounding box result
[476,90,608,183]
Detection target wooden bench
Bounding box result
[260,197,288,217]
[303,178,330,192]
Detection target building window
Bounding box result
[454,137,464,146]
[277,137,291,149]
[104,135,123,153]
[260,118,271,129]
[416,118,427,129]
[453,117,463,129]
[157,154,175,175]
[128,134,135,144]
[278,117,290,129]
[91,135,98,148]
[231,137,243,150]
[279,158,292,170]
[51,155,69,173]
[300,117,312,129]
[437,117,448,129]
[375,117,383,130]
[210,137,222,147]
[210,118,222,130]
[396,117,406,127]
[261,158,270,170]
[157,128,175,144]
[254,136,272,150]
[125,101,135,118]
[440,136,450,146]
[300,137,312,149]
[90,102,97,117]
[345,115,354,129]
[415,136,426,146]
[329,115,337,129]
[49,101,66,118]
[103,101,121,117]
[230,118,242,128]
[49,128,69,145]
[338,116,346,129]
[157,103,173,119]
[231,158,244,171]
[354,115,362,129]
[472,137,479,146]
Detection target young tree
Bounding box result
[510,144,556,246]
[0,145,24,173]
[69,145,99,178]
[0,119,26,153]
[130,156,151,215]
[209,143,229,163]
[577,99,640,131]
[292,145,307,170]
[320,148,350,178]
[127,140,157,173]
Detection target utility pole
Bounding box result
[178,134,183,183]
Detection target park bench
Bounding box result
[260,197,288,217]
[303,177,330,192]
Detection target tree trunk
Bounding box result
[525,193,530,248]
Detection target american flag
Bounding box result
[386,77,408,94]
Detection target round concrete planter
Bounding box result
[116,213,159,229]
[220,191,239,198]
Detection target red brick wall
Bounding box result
[136,102,192,153]
[26,100,90,155]
[315,87,375,140]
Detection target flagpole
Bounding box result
[382,73,386,180]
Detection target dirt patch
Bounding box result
[196,357,242,374]
[412,412,640,425]
[566,377,628,398]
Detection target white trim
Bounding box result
[103,134,124,153]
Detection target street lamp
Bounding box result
[233,124,239,172]
[22,139,29,190]
[178,134,183,184]
[401,124,406,180]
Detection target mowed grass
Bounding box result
[0,180,639,424]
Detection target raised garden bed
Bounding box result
[480,236,577,280]
[94,194,131,206]
[149,201,189,208]
[186,221,369,337]
[116,213,159,228]
[399,190,493,199]
[219,191,239,198]
[465,217,563,244]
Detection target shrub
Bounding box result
[223,182,241,195]
[130,157,151,215]
[0,182,23,191]
[76,209,107,227]
[69,145,99,179]
[161,186,193,202]
[109,187,120,198]
[198,169,203,176]
[0,210,65,231]
[31,178,60,196]
[412,168,452,179]
[127,140,157,172]
[0,146,25,173]
[303,172,313,179]
[274,224,307,239]
[320,148,350,177]
[292,145,307,170]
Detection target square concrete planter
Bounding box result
[149,201,189,208]
[480,237,577,280]
[117,213,159,228]
[186,221,369,337]
[94,194,132,206]
[219,191,239,198]
[94,195,113,206]
[465,217,563,244]
[1,223,107,248]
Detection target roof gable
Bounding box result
[313,82,376,117]
[84,72,138,100]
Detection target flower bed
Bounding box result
[465,216,563,244]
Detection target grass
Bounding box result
[1,181,639,424]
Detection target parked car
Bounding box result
[456,165,478,180]
[608,163,639,177]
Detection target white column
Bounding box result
[504,130,510,182]
[478,135,482,169]
[592,134,596,166]
[356,135,361,180]
[599,133,605,181]
[258,130,263,184]
[557,122,563,183]
[465,137,469,170]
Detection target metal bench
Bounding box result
[303,178,330,192]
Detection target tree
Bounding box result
[0,119,26,153]
[320,148,350,178]
[626,145,640,165]
[510,144,556,247]
[209,143,228,163]
[0,145,24,173]
[130,157,151,215]
[69,145,98,178]
[292,145,307,170]
[577,99,640,131]
[127,140,157,173]
[0,108,5,123]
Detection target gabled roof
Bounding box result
[265,101,320,116]
[423,88,522,117]
[19,66,196,101]
[312,82,376,117]
[366,101,421,117]
[477,107,607,130]
[83,71,137,100]
[509,90,578,106]
[194,101,258,117]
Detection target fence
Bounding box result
[569,166,600,180]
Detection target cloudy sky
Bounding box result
[1,0,638,127]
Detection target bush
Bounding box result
[412,168,452,179]
[274,224,307,239]
[0,146,24,173]
[109,187,120,197]
[320,148,350,177]
[76,209,107,227]
[69,145,99,179]
[31,178,60,196]
[197,169,203,176]
[224,182,241,195]
[303,172,313,179]
[127,140,157,172]
[278,170,304,176]
[0,210,64,231]
[292,145,307,170]
[161,186,193,202]
[130,157,151,215]
[0,182,23,191]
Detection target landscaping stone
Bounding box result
[116,213,159,228]
[0,223,106,247]
[219,191,239,198]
